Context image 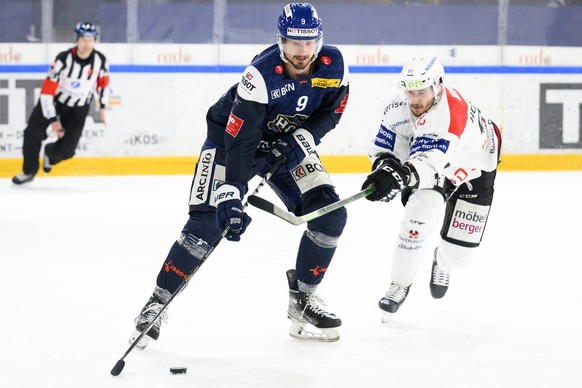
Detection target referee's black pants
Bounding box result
[21,101,90,175]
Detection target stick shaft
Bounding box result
[248,185,375,225]
[110,161,281,375]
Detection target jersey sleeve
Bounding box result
[95,54,110,108]
[367,96,412,165]
[39,51,67,121]
[223,66,268,190]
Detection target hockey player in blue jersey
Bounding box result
[129,3,350,345]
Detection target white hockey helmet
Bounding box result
[399,56,444,96]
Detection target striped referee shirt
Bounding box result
[40,47,110,122]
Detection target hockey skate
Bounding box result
[430,248,450,299]
[129,291,169,350]
[286,269,341,342]
[379,282,411,323]
[12,172,35,185]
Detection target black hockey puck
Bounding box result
[170,367,187,374]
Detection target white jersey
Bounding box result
[367,86,500,187]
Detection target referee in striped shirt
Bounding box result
[12,21,110,185]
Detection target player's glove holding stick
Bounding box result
[362,154,412,202]
[215,182,252,241]
[267,128,317,170]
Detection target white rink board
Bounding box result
[1,43,581,158]
[2,43,580,67]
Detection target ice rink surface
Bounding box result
[1,171,581,387]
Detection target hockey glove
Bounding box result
[267,128,316,170]
[362,154,411,202]
[215,183,252,242]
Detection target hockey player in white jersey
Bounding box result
[361,55,502,322]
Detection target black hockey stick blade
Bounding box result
[111,360,125,376]
[248,184,375,226]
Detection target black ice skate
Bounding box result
[42,148,52,173]
[286,269,341,342]
[12,172,35,185]
[430,248,450,299]
[379,282,411,323]
[129,292,169,349]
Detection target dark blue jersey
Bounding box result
[206,44,349,188]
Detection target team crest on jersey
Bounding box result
[267,113,308,133]
[320,56,332,65]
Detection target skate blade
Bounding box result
[289,321,340,342]
[381,311,393,324]
[129,329,152,350]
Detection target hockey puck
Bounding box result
[170,367,187,374]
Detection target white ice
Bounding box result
[1,172,581,387]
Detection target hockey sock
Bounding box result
[156,232,212,294]
[295,230,339,292]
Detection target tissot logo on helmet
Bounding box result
[286,27,320,38]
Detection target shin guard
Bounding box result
[156,232,212,294]
[295,230,339,291]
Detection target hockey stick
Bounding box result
[110,160,282,376]
[247,184,376,226]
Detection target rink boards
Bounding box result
[1,43,581,175]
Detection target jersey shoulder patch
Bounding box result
[236,65,268,104]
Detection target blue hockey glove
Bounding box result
[214,183,252,242]
[267,128,316,170]
[362,154,411,202]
